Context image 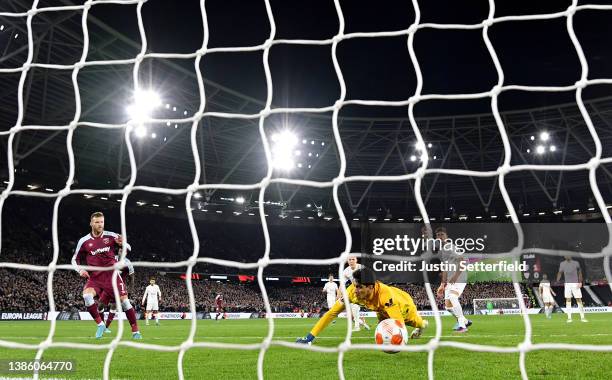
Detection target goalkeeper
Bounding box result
[297,267,428,344]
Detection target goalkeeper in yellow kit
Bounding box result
[296,267,428,344]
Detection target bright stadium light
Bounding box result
[126,89,162,122]
[410,155,417,162]
[271,131,298,171]
[235,196,245,204]
[540,131,550,141]
[536,145,545,154]
[550,145,556,152]
[530,135,535,141]
[134,125,147,138]
[194,192,202,199]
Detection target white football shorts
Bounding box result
[564,283,582,299]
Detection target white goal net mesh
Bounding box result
[1,0,612,380]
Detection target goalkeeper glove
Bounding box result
[296,333,315,344]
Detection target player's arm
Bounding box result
[321,284,327,293]
[436,271,447,298]
[296,299,346,344]
[71,240,88,278]
[110,232,132,252]
[336,287,341,301]
[550,287,556,296]
[578,267,583,287]
[556,265,563,283]
[157,286,162,303]
[142,288,147,305]
[538,284,543,297]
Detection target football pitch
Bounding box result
[0,314,610,379]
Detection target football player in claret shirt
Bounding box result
[214,294,226,320]
[297,267,428,344]
[71,212,142,339]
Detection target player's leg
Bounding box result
[564,284,573,322]
[82,285,106,339]
[153,306,160,325]
[445,284,468,332]
[327,297,336,324]
[98,291,114,333]
[350,303,360,331]
[360,315,370,330]
[111,276,141,339]
[573,284,587,321]
[145,304,151,325]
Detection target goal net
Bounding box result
[1,1,612,380]
[473,298,522,315]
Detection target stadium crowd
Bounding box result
[0,200,607,313]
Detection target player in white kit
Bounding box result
[342,255,370,332]
[538,273,556,319]
[322,274,339,324]
[556,256,587,322]
[322,274,339,309]
[142,278,162,326]
[435,227,471,333]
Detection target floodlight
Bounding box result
[235,196,245,204]
[536,145,545,154]
[550,145,556,152]
[134,125,147,138]
[540,131,550,141]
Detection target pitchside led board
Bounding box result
[363,223,610,284]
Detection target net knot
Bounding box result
[407,24,418,35]
[332,176,345,186]
[257,257,270,267]
[490,85,503,97]
[74,61,87,70]
[587,157,600,170]
[187,184,200,195]
[338,342,350,352]
[38,340,52,350]
[574,79,588,89]
[57,189,71,198]
[482,18,494,28]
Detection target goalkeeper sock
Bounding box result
[105,312,115,328]
[449,295,466,327]
[566,301,572,320]
[578,303,585,320]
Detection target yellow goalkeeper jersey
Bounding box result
[310,281,425,337]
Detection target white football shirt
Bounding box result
[144,284,161,301]
[342,263,363,284]
[539,280,552,297]
[323,281,338,297]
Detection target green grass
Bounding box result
[0,314,611,379]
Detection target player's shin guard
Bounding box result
[84,294,103,325]
[448,294,466,327]
[566,301,572,320]
[121,299,140,333]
